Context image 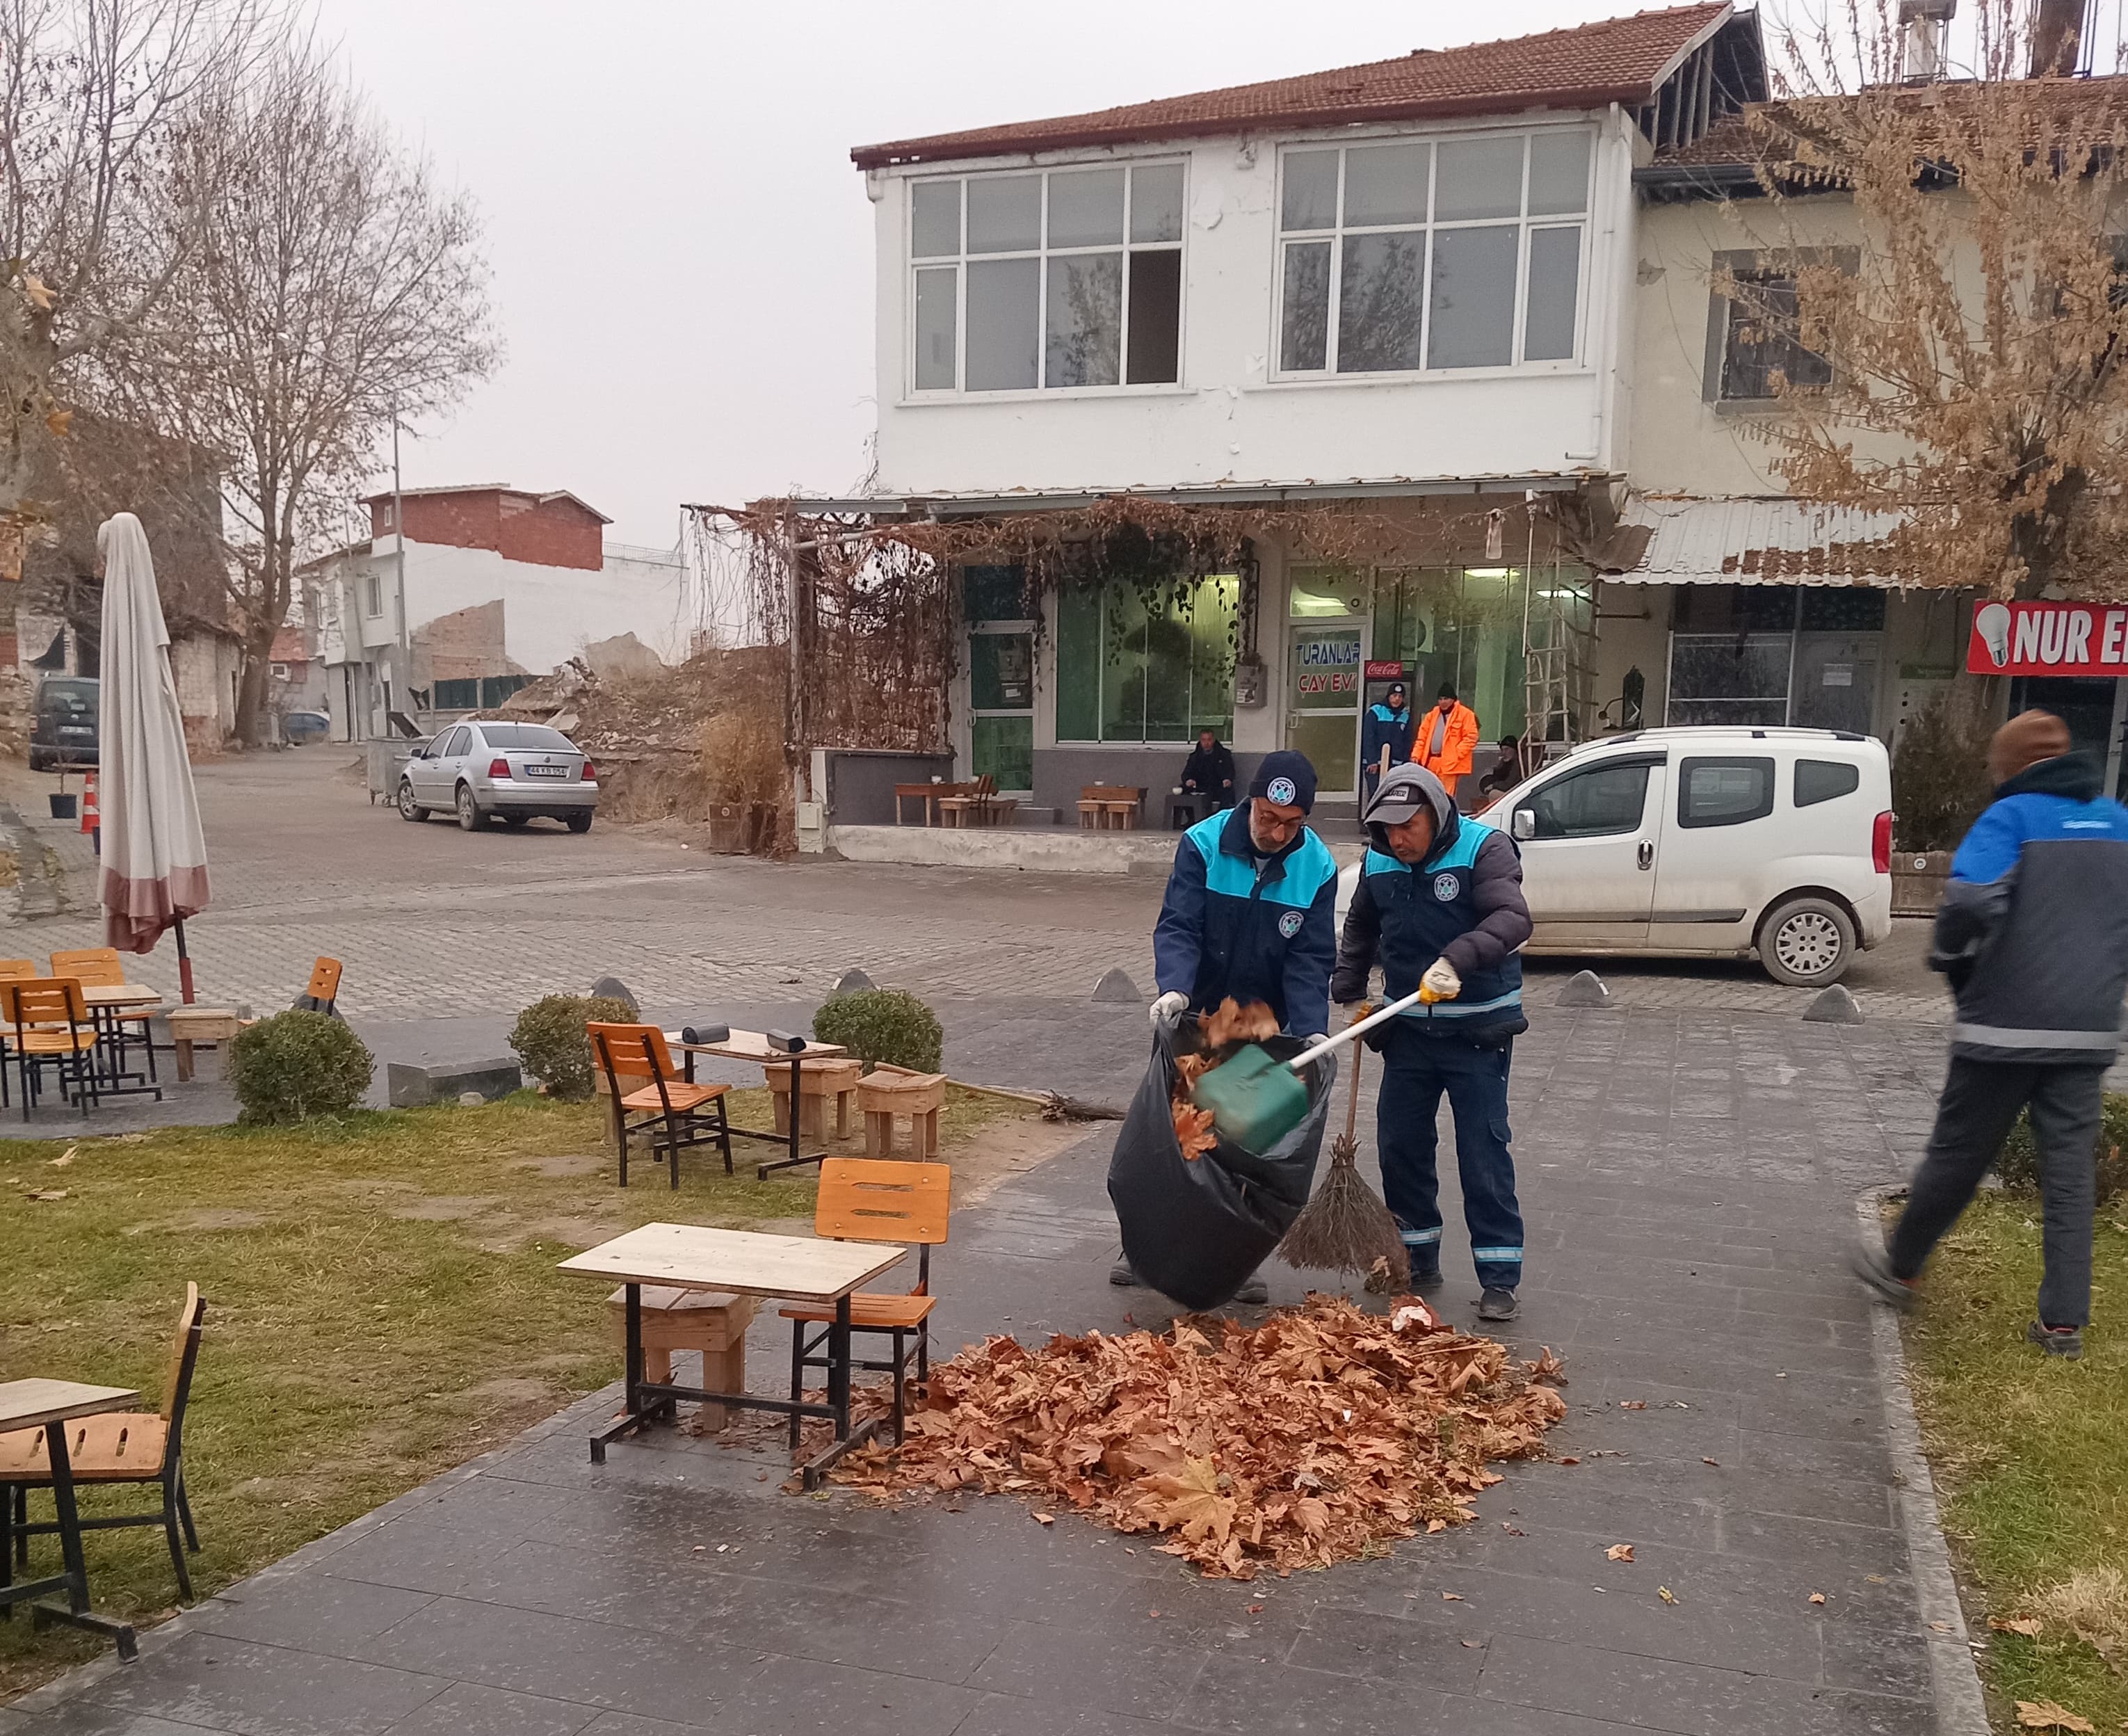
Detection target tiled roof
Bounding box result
[1646,74,2128,171]
[853,3,1733,169]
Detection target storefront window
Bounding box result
[1666,585,1887,732]
[1056,574,1237,742]
[1371,568,1531,740]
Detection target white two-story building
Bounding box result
[809,0,2122,823]
[834,0,1769,820]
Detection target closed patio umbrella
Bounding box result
[97,512,210,998]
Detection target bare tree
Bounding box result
[123,49,497,743]
[0,0,273,518]
[1728,0,2128,598]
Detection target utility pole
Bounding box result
[392,410,409,730]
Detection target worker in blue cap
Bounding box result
[1118,750,1339,1302]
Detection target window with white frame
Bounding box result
[909,163,1185,394]
[363,572,382,618]
[1275,129,1592,377]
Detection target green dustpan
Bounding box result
[1193,984,1435,1154]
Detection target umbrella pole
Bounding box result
[175,918,196,1005]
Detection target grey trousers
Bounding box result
[1888,1057,2104,1328]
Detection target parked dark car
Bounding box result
[29,676,99,771]
[282,709,330,745]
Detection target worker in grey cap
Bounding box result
[1330,761,1532,1322]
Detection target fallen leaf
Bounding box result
[1500,1522,1524,1536]
[1702,1457,1720,1466]
[1172,1104,1218,1161]
[1606,1544,1635,1562]
[1619,1400,1647,1410]
[1992,1616,2044,1637]
[1442,1591,1465,1601]
[1809,1592,1826,1606]
[49,1147,75,1168]
[1246,1602,1264,1614]
[45,407,72,439]
[1032,1512,1054,1527]
[1657,1586,1678,1605]
[1930,1621,1953,1633]
[1557,1456,1581,1465]
[30,1189,65,1201]
[2017,1701,2096,1732]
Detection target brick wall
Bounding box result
[411,598,511,686]
[371,490,602,572]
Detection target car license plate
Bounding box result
[525,764,568,778]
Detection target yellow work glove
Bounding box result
[1419,958,1462,1004]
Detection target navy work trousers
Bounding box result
[1374,1022,1525,1291]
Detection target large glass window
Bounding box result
[1056,574,1237,743]
[1718,273,1833,402]
[909,163,1185,394]
[1277,129,1590,376]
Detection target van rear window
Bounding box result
[1677,756,1774,828]
[1794,758,1861,807]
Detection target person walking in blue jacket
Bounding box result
[1360,682,1414,805]
[1331,761,1533,1321]
[1122,750,1339,1301]
[1855,710,2128,1358]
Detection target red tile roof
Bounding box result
[853,3,1732,170]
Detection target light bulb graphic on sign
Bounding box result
[1975,602,2013,668]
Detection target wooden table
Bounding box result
[894,782,946,826]
[0,1379,140,1659]
[671,1030,850,1181]
[77,983,166,1098]
[561,1223,905,1486]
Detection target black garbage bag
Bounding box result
[1106,1029,1335,1312]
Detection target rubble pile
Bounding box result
[833,1296,1567,1578]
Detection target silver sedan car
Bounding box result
[397,720,599,833]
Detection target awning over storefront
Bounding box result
[1615,495,1905,586]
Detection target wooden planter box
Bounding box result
[1891,849,1951,916]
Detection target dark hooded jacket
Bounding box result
[1933,751,2128,1064]
[1330,762,1531,1039]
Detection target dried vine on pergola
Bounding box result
[684,492,1583,842]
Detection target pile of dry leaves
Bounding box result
[833,1293,1567,1578]
[1170,997,1280,1159]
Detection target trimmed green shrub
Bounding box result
[229,1011,374,1125]
[510,993,638,1099]
[813,988,943,1074]
[1997,1093,2128,1207]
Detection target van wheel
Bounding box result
[1759,896,1855,987]
[396,779,427,822]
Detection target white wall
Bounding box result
[869,108,1642,499]
[374,535,690,674]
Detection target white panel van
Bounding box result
[1337,727,1895,986]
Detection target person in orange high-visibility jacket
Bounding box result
[1414,682,1481,797]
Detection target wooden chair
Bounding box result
[0,979,102,1119]
[0,961,35,981]
[763,1056,864,1143]
[858,1066,946,1159]
[294,956,344,1017]
[783,1159,951,1448]
[935,777,992,828]
[589,1021,734,1189]
[50,947,160,1091]
[1,1283,207,1602]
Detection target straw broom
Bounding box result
[1278,1003,1410,1289]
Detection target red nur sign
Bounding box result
[1967,600,2128,676]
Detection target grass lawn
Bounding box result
[0,1084,1029,1697]
[1901,1191,2128,1733]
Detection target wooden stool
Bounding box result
[166,1007,246,1082]
[605,1286,757,1431]
[858,1068,946,1159]
[762,1057,863,1142]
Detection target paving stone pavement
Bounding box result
[7,751,1952,1026]
[8,1003,1985,1736]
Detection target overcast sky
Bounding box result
[307,0,1686,547]
[309,0,2093,548]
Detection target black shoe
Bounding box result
[1410,1264,1445,1294]
[1110,1258,1142,1287]
[1234,1273,1269,1305]
[1852,1244,1919,1312]
[1478,1287,1519,1323]
[2026,1320,2084,1360]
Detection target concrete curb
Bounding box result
[1853,1184,1992,1736]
